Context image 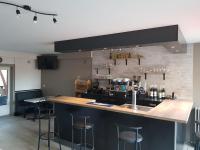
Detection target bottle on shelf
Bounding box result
[161,88,166,99]
[127,81,133,92]
[158,87,163,99]
[143,81,147,93]
[153,85,158,99]
[149,85,154,99]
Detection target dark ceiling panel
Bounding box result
[55,25,182,53]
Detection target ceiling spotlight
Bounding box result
[0,2,58,23]
[53,16,57,23]
[16,7,20,16]
[33,13,37,23]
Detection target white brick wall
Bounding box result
[92,45,193,100]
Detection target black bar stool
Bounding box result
[37,102,62,150]
[116,124,143,150]
[70,114,94,150]
[195,120,200,150]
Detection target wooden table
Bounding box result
[24,97,46,121]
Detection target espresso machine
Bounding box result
[111,78,130,92]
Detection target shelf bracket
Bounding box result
[163,73,166,80]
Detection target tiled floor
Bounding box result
[0,116,196,150]
[0,116,70,150]
[177,144,194,150]
[187,145,194,150]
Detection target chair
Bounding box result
[195,120,200,150]
[71,113,94,150]
[37,102,62,150]
[116,124,143,150]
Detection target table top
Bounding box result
[24,97,46,103]
[48,96,193,124]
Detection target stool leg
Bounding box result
[135,142,138,150]
[84,128,87,150]
[59,138,62,150]
[48,118,51,150]
[57,123,62,150]
[38,118,41,150]
[123,142,126,150]
[196,141,199,150]
[59,137,62,150]
[80,129,83,150]
[139,142,141,150]
[72,127,74,150]
[117,139,120,150]
[92,127,94,150]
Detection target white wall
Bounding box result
[193,43,200,106]
[0,50,41,91]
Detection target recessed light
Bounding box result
[33,13,37,23]
[16,7,20,16]
[53,17,57,23]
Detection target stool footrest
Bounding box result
[39,132,59,141]
[74,143,94,150]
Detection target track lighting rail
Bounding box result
[0,1,57,16]
[0,1,58,23]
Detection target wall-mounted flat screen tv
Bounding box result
[37,55,58,70]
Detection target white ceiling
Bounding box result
[0,0,199,54]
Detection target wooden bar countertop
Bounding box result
[48,96,193,124]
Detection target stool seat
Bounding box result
[119,131,143,143]
[116,124,143,150]
[73,122,94,130]
[196,132,200,139]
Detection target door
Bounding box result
[0,66,10,116]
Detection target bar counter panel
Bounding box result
[55,104,176,150]
[49,96,193,123]
[49,96,192,150]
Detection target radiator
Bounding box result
[195,107,200,132]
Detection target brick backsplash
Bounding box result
[92,45,193,100]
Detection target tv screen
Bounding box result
[37,56,58,70]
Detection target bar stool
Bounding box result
[70,113,94,150]
[195,120,200,150]
[116,124,143,150]
[37,102,62,150]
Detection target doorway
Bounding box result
[0,66,11,116]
